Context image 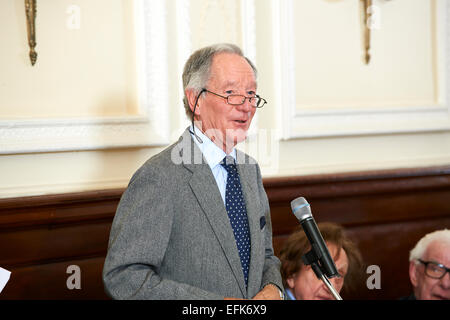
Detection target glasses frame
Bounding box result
[189,88,207,143]
[418,259,450,279]
[203,88,267,108]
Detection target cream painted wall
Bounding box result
[0,0,137,118]
[293,0,436,109]
[0,0,449,198]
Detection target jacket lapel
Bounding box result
[179,129,247,297]
[236,151,264,298]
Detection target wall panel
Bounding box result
[1,167,449,300]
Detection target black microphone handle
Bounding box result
[300,217,339,278]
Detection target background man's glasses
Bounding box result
[418,259,450,279]
[203,89,267,108]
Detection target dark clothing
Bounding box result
[399,293,416,300]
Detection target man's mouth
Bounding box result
[433,293,449,300]
[234,119,247,124]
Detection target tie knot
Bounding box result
[221,156,237,173]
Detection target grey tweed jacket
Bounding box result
[102,128,282,299]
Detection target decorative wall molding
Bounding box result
[240,0,260,136]
[241,0,257,65]
[175,0,192,130]
[273,0,450,140]
[0,0,170,155]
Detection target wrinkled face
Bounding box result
[409,241,450,300]
[192,52,257,154]
[287,243,349,300]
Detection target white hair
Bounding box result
[409,229,450,263]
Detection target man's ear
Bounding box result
[409,261,418,287]
[185,89,201,115]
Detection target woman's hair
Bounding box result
[279,222,364,294]
[182,43,257,118]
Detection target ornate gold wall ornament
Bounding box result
[361,0,373,65]
[25,0,37,66]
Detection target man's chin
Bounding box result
[225,129,248,145]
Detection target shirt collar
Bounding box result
[285,288,296,300]
[190,125,236,170]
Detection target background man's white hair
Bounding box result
[409,229,450,263]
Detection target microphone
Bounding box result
[290,197,340,279]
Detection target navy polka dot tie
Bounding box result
[221,156,251,286]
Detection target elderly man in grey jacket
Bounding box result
[103,43,283,300]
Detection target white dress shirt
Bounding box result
[190,125,236,205]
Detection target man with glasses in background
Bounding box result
[405,229,450,300]
[103,43,284,300]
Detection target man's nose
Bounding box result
[235,98,253,112]
[440,271,450,289]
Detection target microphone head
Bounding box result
[290,197,313,221]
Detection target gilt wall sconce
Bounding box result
[25,0,37,66]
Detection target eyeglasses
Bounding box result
[203,89,267,108]
[418,259,450,279]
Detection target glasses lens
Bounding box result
[227,95,246,105]
[425,262,446,279]
[250,97,261,107]
[226,95,265,107]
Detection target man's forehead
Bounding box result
[207,74,257,90]
[220,79,257,88]
[207,54,257,89]
[211,53,255,72]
